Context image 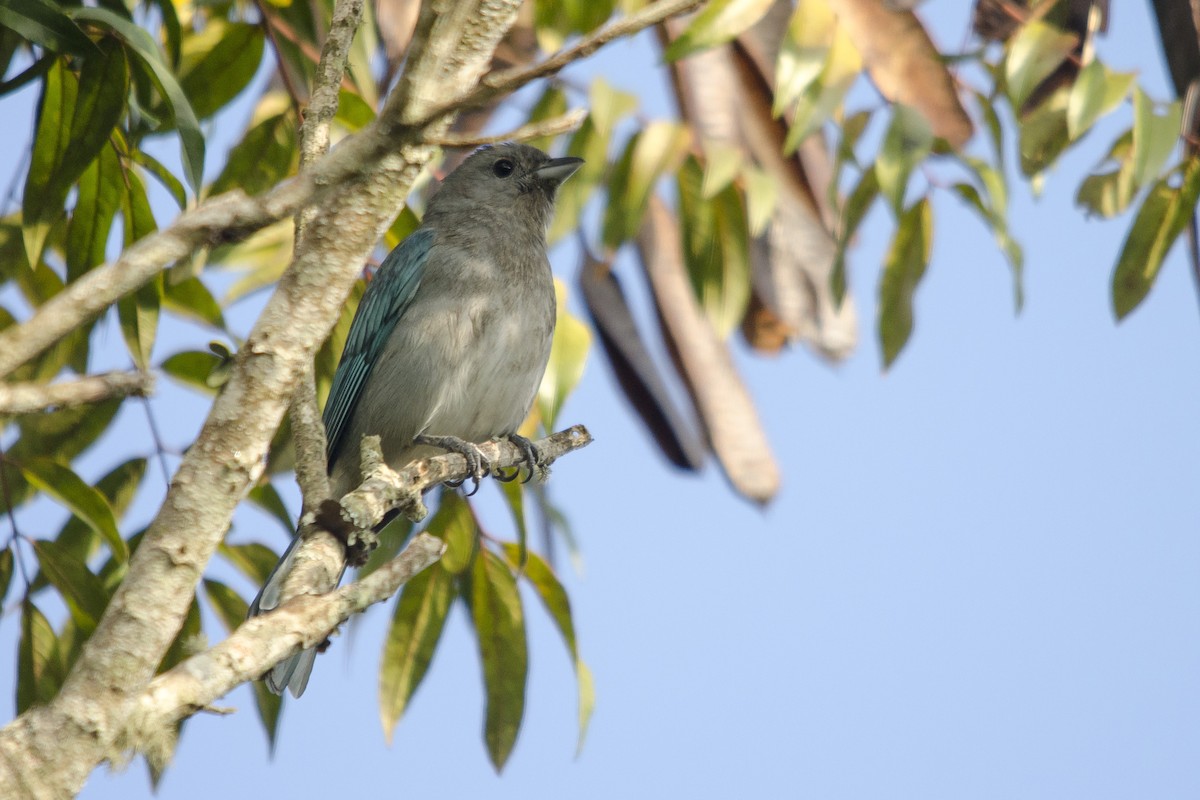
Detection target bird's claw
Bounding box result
[500,433,541,484]
[415,433,490,494]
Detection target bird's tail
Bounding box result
[247,533,346,698]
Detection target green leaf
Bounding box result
[1004,19,1076,110]
[665,0,775,61]
[876,104,934,215]
[1018,87,1071,179]
[601,121,691,251]
[65,141,123,281]
[163,275,225,329]
[588,78,637,139]
[525,84,570,153]
[203,579,281,748]
[133,149,188,210]
[534,0,617,52]
[500,544,593,753]
[245,482,294,535]
[0,0,96,56]
[1076,131,1136,218]
[21,457,127,563]
[878,197,932,369]
[772,0,835,116]
[356,515,413,580]
[700,139,743,199]
[1067,61,1134,141]
[8,400,121,492]
[177,21,264,120]
[379,562,454,742]
[118,273,162,370]
[1131,88,1182,189]
[955,156,1024,310]
[218,542,283,587]
[161,350,222,395]
[159,595,201,672]
[548,118,610,245]
[537,280,592,430]
[424,492,475,575]
[832,166,879,307]
[22,40,127,264]
[499,479,528,562]
[742,165,779,238]
[32,538,111,634]
[18,599,65,713]
[471,549,527,771]
[1112,159,1200,319]
[677,157,753,337]
[0,548,11,606]
[209,111,298,198]
[72,6,206,192]
[42,458,146,589]
[782,26,861,154]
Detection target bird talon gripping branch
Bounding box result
[248,144,583,697]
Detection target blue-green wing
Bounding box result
[323,228,436,461]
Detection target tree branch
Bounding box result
[428,108,587,147]
[0,371,154,415]
[0,1,531,795]
[129,534,446,747]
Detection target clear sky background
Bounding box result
[2,2,1199,798]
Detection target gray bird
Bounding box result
[249,143,584,697]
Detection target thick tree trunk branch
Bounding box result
[0,372,154,415]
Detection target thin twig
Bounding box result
[429,108,587,148]
[139,396,173,491]
[253,0,308,115]
[0,371,154,415]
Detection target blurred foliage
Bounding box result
[0,0,1195,778]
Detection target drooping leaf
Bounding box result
[0,548,12,606]
[177,21,264,120]
[1067,61,1134,141]
[0,0,96,56]
[470,549,527,772]
[71,6,205,192]
[423,491,475,575]
[548,117,611,244]
[204,579,281,748]
[773,0,835,117]
[587,77,637,139]
[379,562,454,742]
[955,156,1024,310]
[1112,159,1200,320]
[1004,19,1077,111]
[209,111,298,198]
[601,121,691,251]
[783,25,861,154]
[664,0,775,62]
[832,166,879,306]
[20,457,127,563]
[1131,88,1182,189]
[163,275,226,329]
[31,538,111,634]
[1076,130,1136,218]
[65,140,123,281]
[356,515,414,581]
[677,157,752,337]
[876,104,934,215]
[17,599,65,713]
[219,542,284,587]
[1018,86,1071,178]
[524,84,570,153]
[159,594,202,673]
[536,280,591,431]
[878,197,933,369]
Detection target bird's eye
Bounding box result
[492,159,515,178]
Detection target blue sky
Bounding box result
[2,2,1199,798]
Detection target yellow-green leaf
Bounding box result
[876,104,934,215]
[878,197,932,369]
[1112,158,1200,319]
[601,121,691,251]
[471,549,527,772]
[32,538,111,634]
[773,0,835,116]
[204,579,281,748]
[665,0,775,61]
[1131,88,1182,189]
[1004,19,1076,110]
[21,457,127,563]
[424,491,475,575]
[379,562,454,742]
[537,280,592,430]
[17,599,65,713]
[1067,61,1134,141]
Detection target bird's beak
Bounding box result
[534,156,585,186]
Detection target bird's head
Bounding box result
[425,142,584,234]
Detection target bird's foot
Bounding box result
[414,434,490,495]
[493,433,542,484]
